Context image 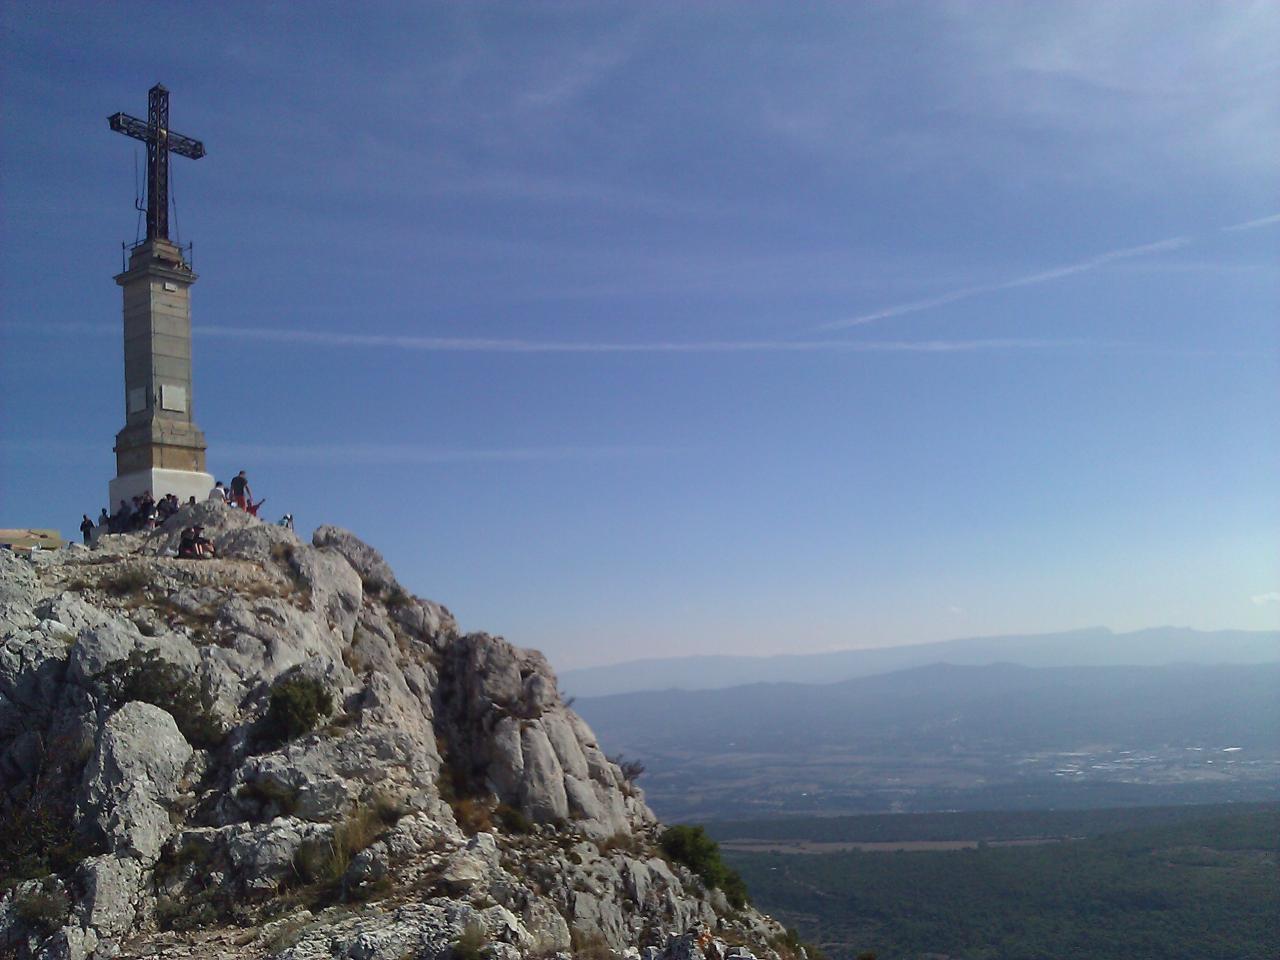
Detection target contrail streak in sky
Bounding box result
[819,211,1280,332]
[3,321,1081,354]
[194,326,1073,354]
[818,237,1192,331]
[1221,212,1280,232]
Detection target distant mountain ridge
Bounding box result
[560,626,1280,697]
[571,661,1280,820]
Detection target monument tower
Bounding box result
[106,84,214,507]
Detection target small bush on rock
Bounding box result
[371,790,410,825]
[100,565,151,598]
[609,754,646,783]
[569,927,612,960]
[155,889,223,931]
[14,883,71,934]
[0,799,81,884]
[450,797,493,836]
[153,837,214,885]
[385,585,413,609]
[452,921,489,960]
[494,803,534,835]
[102,651,225,749]
[659,824,750,909]
[265,677,333,741]
[236,778,301,818]
[289,802,399,898]
[0,735,103,884]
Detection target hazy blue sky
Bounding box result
[2,2,1277,668]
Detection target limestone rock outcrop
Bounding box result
[0,505,797,960]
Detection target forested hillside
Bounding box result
[724,808,1280,960]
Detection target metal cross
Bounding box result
[108,84,205,242]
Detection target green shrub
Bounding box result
[154,889,222,931]
[495,803,534,835]
[453,921,489,960]
[102,651,225,749]
[265,677,333,741]
[658,824,750,909]
[100,565,150,597]
[450,797,494,836]
[289,802,398,893]
[0,800,82,884]
[569,926,612,960]
[236,778,301,817]
[609,754,646,783]
[0,736,102,884]
[15,884,71,933]
[385,585,413,609]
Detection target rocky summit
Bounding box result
[0,503,802,960]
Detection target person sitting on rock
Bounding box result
[192,525,216,558]
[177,527,199,559]
[178,525,215,559]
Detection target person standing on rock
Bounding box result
[208,480,228,502]
[230,471,252,510]
[79,514,94,545]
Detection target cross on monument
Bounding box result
[109,84,205,242]
[105,84,214,510]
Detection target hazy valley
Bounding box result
[573,659,1280,822]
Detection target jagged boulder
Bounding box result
[80,701,194,862]
[312,525,400,596]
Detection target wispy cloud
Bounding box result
[213,442,663,466]
[819,236,1191,331]
[817,208,1280,332]
[1,321,1091,355]
[196,326,1082,355]
[0,437,665,468]
[1250,591,1280,606]
[1222,213,1280,233]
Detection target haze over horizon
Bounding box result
[2,2,1277,670]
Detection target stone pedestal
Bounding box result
[109,239,212,507]
[109,468,215,512]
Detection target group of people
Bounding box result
[83,491,197,541]
[77,470,294,554]
[208,471,260,513]
[177,524,216,559]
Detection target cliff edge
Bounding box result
[0,502,801,960]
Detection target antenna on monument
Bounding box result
[170,161,181,244]
[133,148,145,244]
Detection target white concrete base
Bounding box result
[108,468,216,511]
